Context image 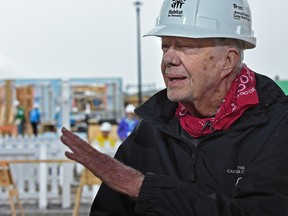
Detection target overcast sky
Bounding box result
[0,0,287,90]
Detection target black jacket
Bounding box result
[90,73,288,216]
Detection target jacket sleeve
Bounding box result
[90,183,139,216]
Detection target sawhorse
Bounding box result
[0,161,24,216]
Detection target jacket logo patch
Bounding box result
[226,166,245,174]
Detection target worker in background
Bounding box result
[117,104,139,141]
[29,103,41,136]
[14,100,26,136]
[92,122,120,157]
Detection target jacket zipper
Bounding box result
[190,152,197,182]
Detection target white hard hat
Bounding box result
[14,100,20,106]
[33,103,39,108]
[100,122,112,132]
[72,107,78,113]
[125,104,136,113]
[145,0,256,49]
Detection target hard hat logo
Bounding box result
[168,9,184,18]
[171,0,186,9]
[169,0,186,18]
[233,4,251,22]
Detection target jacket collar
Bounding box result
[134,89,179,136]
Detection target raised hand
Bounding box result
[60,127,144,199]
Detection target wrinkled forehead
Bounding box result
[161,36,242,49]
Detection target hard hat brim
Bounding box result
[144,25,256,49]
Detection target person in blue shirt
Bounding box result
[29,103,41,136]
[117,104,139,142]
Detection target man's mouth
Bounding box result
[169,77,186,81]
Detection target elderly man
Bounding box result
[61,0,288,215]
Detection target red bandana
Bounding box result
[175,65,259,137]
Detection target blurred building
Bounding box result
[0,78,124,136]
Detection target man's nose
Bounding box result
[162,48,181,66]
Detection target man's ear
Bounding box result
[220,48,240,79]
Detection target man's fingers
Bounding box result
[65,151,77,161]
[61,127,89,146]
[60,134,72,146]
[60,134,81,154]
[61,127,97,164]
[62,127,81,140]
